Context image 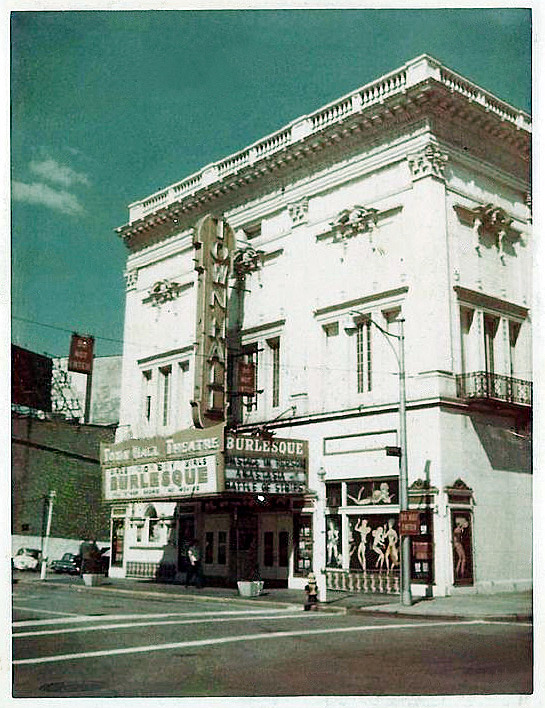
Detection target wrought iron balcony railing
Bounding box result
[456,372,532,407]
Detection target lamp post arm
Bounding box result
[349,312,412,606]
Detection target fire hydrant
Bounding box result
[304,572,318,611]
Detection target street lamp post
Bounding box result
[350,313,412,606]
[40,490,56,580]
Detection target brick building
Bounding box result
[12,347,116,558]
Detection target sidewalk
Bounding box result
[13,572,532,622]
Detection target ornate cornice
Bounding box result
[454,202,521,257]
[124,269,139,291]
[287,198,309,226]
[525,190,532,224]
[329,205,379,241]
[232,247,265,277]
[116,57,530,253]
[317,204,401,252]
[142,279,192,306]
[453,286,528,320]
[408,144,448,181]
[314,285,409,319]
[445,478,474,503]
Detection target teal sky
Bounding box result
[11,8,532,358]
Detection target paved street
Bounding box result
[12,581,532,698]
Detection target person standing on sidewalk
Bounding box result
[185,539,204,588]
[304,572,318,611]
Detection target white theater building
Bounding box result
[104,55,531,598]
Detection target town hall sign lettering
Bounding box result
[191,214,235,428]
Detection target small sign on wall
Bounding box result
[399,510,421,536]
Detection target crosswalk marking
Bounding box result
[12,605,84,618]
[13,607,299,627]
[14,611,327,638]
[14,619,484,665]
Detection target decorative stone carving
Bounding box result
[472,204,512,254]
[455,202,517,257]
[328,205,379,246]
[124,269,139,291]
[445,478,474,504]
[525,190,532,224]
[144,279,183,306]
[288,198,309,226]
[408,479,438,506]
[232,247,264,277]
[408,144,448,181]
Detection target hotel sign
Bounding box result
[101,424,224,501]
[237,361,256,396]
[191,214,235,428]
[224,433,308,495]
[68,333,94,374]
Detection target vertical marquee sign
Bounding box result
[191,215,235,428]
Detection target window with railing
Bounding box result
[456,371,532,406]
[457,295,531,407]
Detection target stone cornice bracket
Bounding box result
[445,478,474,505]
[525,190,532,224]
[326,205,380,247]
[455,202,516,258]
[287,198,309,226]
[143,278,187,306]
[232,247,265,277]
[124,269,139,291]
[408,144,448,182]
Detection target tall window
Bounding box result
[178,360,190,426]
[356,319,372,393]
[160,366,172,426]
[509,321,521,378]
[460,307,474,375]
[142,370,152,423]
[268,337,280,408]
[483,314,499,375]
[242,344,259,412]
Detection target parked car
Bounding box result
[13,548,41,571]
[49,552,82,575]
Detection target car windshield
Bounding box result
[18,549,40,558]
[62,554,75,561]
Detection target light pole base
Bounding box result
[401,590,413,607]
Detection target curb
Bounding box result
[348,607,533,623]
[13,577,531,622]
[14,577,301,611]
